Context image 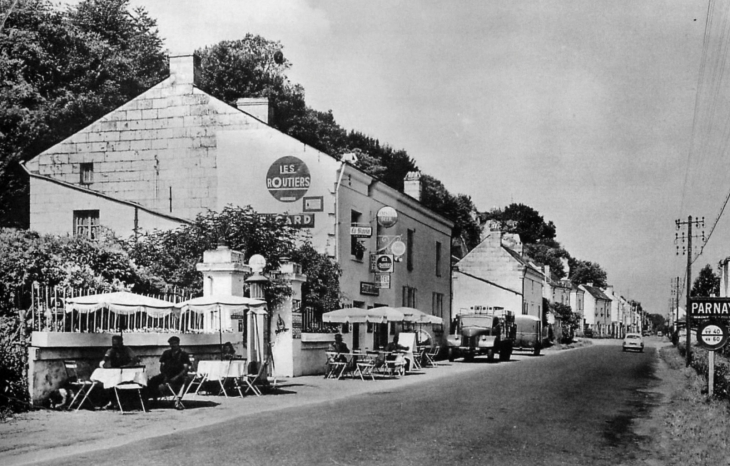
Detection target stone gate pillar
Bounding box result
[270,261,307,377]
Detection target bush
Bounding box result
[0,315,29,419]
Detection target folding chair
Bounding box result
[114,382,146,414]
[164,382,187,410]
[423,344,440,368]
[354,353,376,381]
[63,360,96,411]
[183,356,205,397]
[385,354,406,377]
[324,352,347,379]
[241,361,263,396]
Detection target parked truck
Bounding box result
[447,307,516,362]
[513,314,542,356]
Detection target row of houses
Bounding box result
[22,53,641,345]
[453,220,642,337]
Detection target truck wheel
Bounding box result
[487,349,495,362]
[448,348,456,362]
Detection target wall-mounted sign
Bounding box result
[266,156,311,202]
[377,235,401,253]
[375,273,391,289]
[390,240,406,257]
[376,206,398,228]
[350,226,373,238]
[303,196,323,212]
[369,253,377,272]
[360,282,380,296]
[375,254,394,273]
[258,214,315,228]
[689,297,730,321]
[697,321,729,350]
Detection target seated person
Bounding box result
[374,334,410,369]
[221,342,237,360]
[325,333,351,376]
[100,335,139,368]
[149,336,191,408]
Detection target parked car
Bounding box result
[622,333,644,352]
[657,331,663,338]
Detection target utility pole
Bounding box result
[676,216,705,367]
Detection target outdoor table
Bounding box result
[194,360,236,397]
[75,366,147,412]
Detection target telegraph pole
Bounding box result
[676,216,705,367]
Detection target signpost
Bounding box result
[690,298,730,398]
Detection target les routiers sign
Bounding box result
[689,297,730,321]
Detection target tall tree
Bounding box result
[0,0,167,228]
[691,264,720,297]
[569,258,608,288]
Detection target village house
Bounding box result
[580,284,612,336]
[451,222,544,320]
[569,284,586,335]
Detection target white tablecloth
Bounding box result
[91,367,147,389]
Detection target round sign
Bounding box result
[377,206,398,228]
[390,240,406,257]
[376,254,394,272]
[248,254,267,272]
[697,321,729,350]
[266,156,311,202]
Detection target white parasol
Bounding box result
[322,306,405,324]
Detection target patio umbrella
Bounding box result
[65,291,176,333]
[395,307,443,325]
[322,306,405,324]
[174,295,267,359]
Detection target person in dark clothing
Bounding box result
[149,336,191,409]
[100,335,139,368]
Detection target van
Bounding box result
[513,315,542,355]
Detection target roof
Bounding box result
[582,285,612,301]
[502,245,542,274]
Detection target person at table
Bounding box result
[221,342,237,360]
[325,334,350,377]
[374,334,410,369]
[100,335,139,368]
[149,336,191,407]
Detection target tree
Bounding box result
[569,258,608,288]
[550,301,580,343]
[420,175,482,252]
[691,264,720,297]
[484,203,557,245]
[0,0,167,228]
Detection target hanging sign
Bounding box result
[390,240,407,257]
[377,235,401,253]
[376,206,398,228]
[697,321,729,350]
[375,254,394,273]
[689,297,730,321]
[266,156,311,202]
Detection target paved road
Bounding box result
[42,342,659,466]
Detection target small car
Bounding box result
[623,333,644,352]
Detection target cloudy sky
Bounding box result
[64,0,730,316]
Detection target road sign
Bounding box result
[697,321,729,350]
[391,240,406,257]
[689,297,730,321]
[375,254,394,273]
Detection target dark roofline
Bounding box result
[20,165,192,225]
[582,284,612,301]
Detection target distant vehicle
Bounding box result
[657,331,663,337]
[643,330,651,337]
[623,333,644,352]
[584,328,594,338]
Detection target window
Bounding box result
[350,210,363,258]
[73,210,99,239]
[435,241,442,277]
[80,163,93,184]
[402,286,417,308]
[522,302,528,315]
[407,229,414,272]
[432,292,444,319]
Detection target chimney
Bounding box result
[544,265,551,279]
[486,220,502,249]
[236,98,271,124]
[586,282,593,288]
[404,171,422,201]
[169,53,200,86]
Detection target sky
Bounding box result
[62,0,730,316]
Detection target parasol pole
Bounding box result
[218,304,223,360]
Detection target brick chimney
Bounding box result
[169,53,200,86]
[236,98,271,124]
[404,171,422,201]
[485,220,502,249]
